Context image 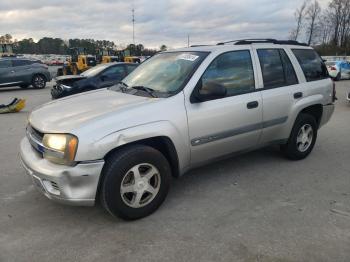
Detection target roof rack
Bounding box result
[190,45,211,47]
[217,39,308,46]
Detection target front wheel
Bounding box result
[281,113,318,160]
[32,75,46,89]
[100,145,171,220]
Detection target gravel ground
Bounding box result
[0,81,349,262]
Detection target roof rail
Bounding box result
[190,45,211,47]
[217,39,308,46]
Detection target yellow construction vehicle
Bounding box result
[97,48,120,64]
[0,43,15,57]
[57,47,97,76]
[124,56,141,63]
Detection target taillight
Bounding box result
[332,81,337,102]
[330,66,337,71]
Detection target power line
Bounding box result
[132,8,135,45]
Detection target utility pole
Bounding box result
[187,35,190,47]
[132,8,135,46]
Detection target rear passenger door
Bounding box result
[11,59,32,83]
[253,48,300,144]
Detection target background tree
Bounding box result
[160,44,167,51]
[305,0,322,45]
[290,1,307,41]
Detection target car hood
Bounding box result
[29,89,153,133]
[55,75,87,81]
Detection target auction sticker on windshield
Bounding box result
[177,53,199,62]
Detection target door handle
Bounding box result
[294,92,303,99]
[247,101,259,109]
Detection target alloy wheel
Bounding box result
[120,163,161,208]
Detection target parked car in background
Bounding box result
[51,62,138,99]
[0,58,51,89]
[20,39,335,220]
[325,60,350,81]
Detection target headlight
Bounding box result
[61,84,72,90]
[42,134,78,165]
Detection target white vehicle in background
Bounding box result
[325,60,350,81]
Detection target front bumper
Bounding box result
[19,137,104,206]
[319,104,335,128]
[51,84,71,99]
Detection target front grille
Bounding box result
[28,125,44,141]
[26,125,44,157]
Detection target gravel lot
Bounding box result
[0,81,349,262]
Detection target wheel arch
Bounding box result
[299,104,323,128]
[103,136,180,178]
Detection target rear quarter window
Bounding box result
[292,49,329,82]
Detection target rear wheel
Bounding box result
[281,113,317,160]
[57,68,63,76]
[31,75,46,89]
[100,145,171,220]
[72,64,79,75]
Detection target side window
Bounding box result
[201,50,255,97]
[102,66,126,78]
[126,64,137,74]
[279,50,298,85]
[257,49,297,89]
[12,60,29,67]
[0,60,12,68]
[292,49,329,82]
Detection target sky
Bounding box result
[0,0,331,49]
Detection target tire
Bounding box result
[72,65,79,75]
[100,145,171,220]
[32,74,46,89]
[281,113,318,160]
[57,68,63,77]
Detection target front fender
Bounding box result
[75,120,190,173]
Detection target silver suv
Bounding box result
[20,39,335,220]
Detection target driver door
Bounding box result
[185,50,263,165]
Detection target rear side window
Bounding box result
[257,49,298,89]
[0,60,12,68]
[292,49,329,82]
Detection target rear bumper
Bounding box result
[319,104,335,128]
[19,137,104,206]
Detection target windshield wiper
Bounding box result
[131,86,157,98]
[118,81,128,93]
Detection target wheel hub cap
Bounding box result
[296,124,313,152]
[120,163,161,208]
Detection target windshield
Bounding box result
[121,51,208,95]
[81,63,109,77]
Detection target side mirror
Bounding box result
[191,80,227,103]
